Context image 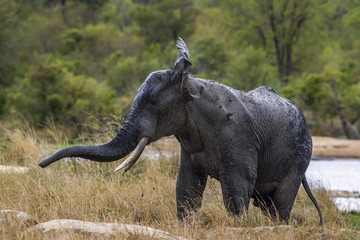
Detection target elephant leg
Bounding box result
[269,173,304,223]
[253,195,277,218]
[220,160,257,216]
[221,177,253,216]
[176,148,207,220]
[219,147,258,216]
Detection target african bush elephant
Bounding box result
[39,38,323,225]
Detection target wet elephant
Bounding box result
[39,38,323,225]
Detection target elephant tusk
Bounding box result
[114,137,150,174]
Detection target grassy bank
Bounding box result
[0,124,359,239]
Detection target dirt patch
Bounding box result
[312,136,360,159]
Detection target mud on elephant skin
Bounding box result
[39,38,323,225]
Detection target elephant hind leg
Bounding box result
[269,176,304,224]
[253,174,303,224]
[253,195,278,219]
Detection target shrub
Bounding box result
[6,63,118,128]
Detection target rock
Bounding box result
[227,225,293,235]
[0,210,37,229]
[228,225,292,232]
[29,219,187,240]
[250,225,293,232]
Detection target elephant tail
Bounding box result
[302,176,323,225]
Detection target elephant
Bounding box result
[39,38,323,225]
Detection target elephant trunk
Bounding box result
[38,122,144,168]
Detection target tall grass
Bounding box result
[0,123,359,239]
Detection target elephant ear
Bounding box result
[172,38,202,100]
[172,37,192,81]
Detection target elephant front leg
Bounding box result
[220,164,256,216]
[221,182,251,216]
[176,149,207,220]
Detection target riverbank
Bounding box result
[312,136,360,159]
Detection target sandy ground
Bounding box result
[312,136,360,159]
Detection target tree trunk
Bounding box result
[284,43,292,85]
[334,90,360,139]
[267,0,308,86]
[268,0,286,85]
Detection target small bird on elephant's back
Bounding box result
[39,38,323,225]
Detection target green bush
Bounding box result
[0,88,9,116]
[6,63,118,127]
[60,29,83,54]
[106,55,160,94]
[192,37,229,80]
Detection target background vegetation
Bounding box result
[0,0,360,138]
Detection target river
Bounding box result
[306,158,360,211]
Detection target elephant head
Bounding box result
[39,38,197,172]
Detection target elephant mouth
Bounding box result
[114,136,150,173]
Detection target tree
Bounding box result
[0,0,22,89]
[191,37,229,80]
[45,0,108,9]
[224,45,279,91]
[131,0,197,47]
[301,61,360,139]
[222,0,318,85]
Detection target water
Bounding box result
[306,159,360,211]
[333,197,360,211]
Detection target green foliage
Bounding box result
[343,211,360,230]
[0,88,10,116]
[224,46,279,91]
[106,54,161,94]
[0,1,22,88]
[57,23,143,81]
[298,60,360,137]
[16,13,66,54]
[7,63,117,126]
[60,29,83,54]
[80,0,109,10]
[99,0,134,29]
[343,3,360,38]
[46,0,109,10]
[0,0,359,137]
[301,73,336,118]
[106,56,140,94]
[222,0,322,84]
[131,0,198,47]
[192,37,229,80]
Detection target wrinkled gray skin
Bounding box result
[39,38,323,225]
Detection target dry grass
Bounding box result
[0,124,359,239]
